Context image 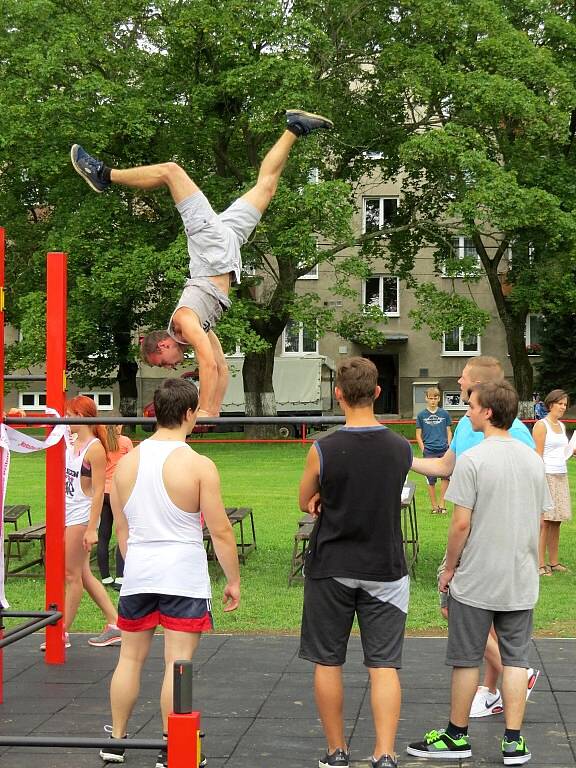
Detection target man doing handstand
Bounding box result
[71,109,333,416]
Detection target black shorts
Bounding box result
[299,576,407,668]
[118,593,213,633]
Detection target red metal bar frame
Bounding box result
[0,227,5,700]
[167,711,200,768]
[44,252,67,664]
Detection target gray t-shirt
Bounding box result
[445,436,553,611]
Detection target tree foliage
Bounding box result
[2,0,576,412]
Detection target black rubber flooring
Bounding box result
[0,634,574,767]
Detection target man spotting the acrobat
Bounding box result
[71,110,333,417]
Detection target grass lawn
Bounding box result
[3,442,575,636]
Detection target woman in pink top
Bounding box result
[97,425,133,589]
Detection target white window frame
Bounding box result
[442,328,481,357]
[298,264,318,280]
[363,275,400,317]
[442,236,481,278]
[80,391,114,411]
[443,391,467,410]
[18,391,46,411]
[525,314,543,355]
[282,321,318,355]
[362,196,398,233]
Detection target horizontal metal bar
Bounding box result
[0,611,62,648]
[0,736,166,749]
[0,610,60,619]
[4,375,47,382]
[5,416,345,426]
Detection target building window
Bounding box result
[525,314,544,355]
[18,391,46,411]
[442,236,481,278]
[81,391,114,411]
[363,197,398,233]
[298,264,318,280]
[442,328,481,356]
[282,320,318,354]
[363,276,400,316]
[443,391,466,410]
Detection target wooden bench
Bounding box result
[203,507,256,563]
[5,523,46,577]
[3,505,33,559]
[401,482,419,577]
[288,522,315,586]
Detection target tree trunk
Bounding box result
[502,314,533,402]
[242,347,279,438]
[474,245,534,409]
[117,359,138,427]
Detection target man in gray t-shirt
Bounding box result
[407,381,552,766]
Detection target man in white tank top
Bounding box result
[100,378,240,768]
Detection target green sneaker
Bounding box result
[502,736,531,765]
[407,728,472,759]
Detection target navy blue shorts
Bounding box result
[423,448,448,485]
[118,593,213,633]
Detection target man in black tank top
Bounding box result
[298,358,412,768]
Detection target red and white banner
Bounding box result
[0,409,70,607]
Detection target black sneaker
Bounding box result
[99,735,126,763]
[502,735,531,765]
[407,728,472,759]
[156,745,206,767]
[70,144,110,192]
[286,109,334,137]
[372,755,398,768]
[319,747,349,767]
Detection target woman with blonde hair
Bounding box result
[533,389,573,576]
[51,395,121,649]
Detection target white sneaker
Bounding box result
[526,667,540,701]
[469,685,503,718]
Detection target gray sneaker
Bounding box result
[286,109,334,137]
[70,144,110,192]
[372,756,398,768]
[88,623,121,647]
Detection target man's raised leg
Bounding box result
[241,109,333,214]
[71,145,199,205]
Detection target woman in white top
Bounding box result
[63,396,120,647]
[533,389,573,576]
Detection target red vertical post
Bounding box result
[45,252,67,664]
[0,227,5,700]
[167,711,200,768]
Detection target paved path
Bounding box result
[0,634,573,767]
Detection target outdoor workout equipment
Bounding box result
[0,658,201,768]
[0,228,202,767]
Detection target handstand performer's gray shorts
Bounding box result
[176,192,261,284]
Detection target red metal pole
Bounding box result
[0,227,5,700]
[167,711,200,768]
[44,252,67,664]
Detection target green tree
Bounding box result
[286,0,576,411]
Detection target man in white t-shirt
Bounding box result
[407,381,552,766]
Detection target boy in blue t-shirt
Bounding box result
[416,387,452,514]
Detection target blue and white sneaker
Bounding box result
[70,144,110,192]
[286,109,334,137]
